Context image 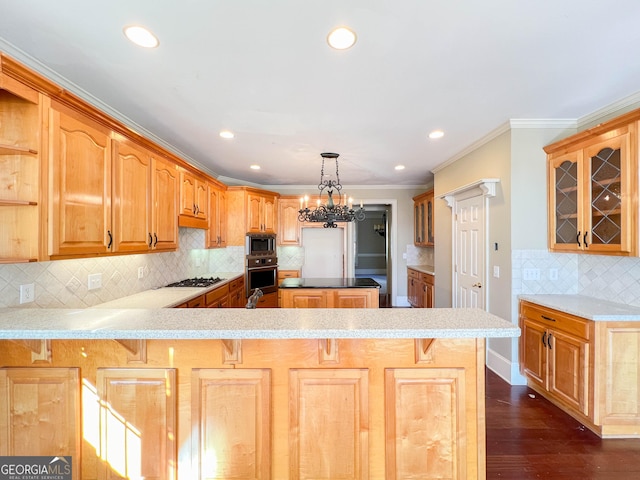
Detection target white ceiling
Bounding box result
[2,1,640,188]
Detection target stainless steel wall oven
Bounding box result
[245,255,278,296]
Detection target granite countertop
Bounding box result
[279,277,381,289]
[519,294,640,321]
[407,265,435,275]
[0,307,519,340]
[93,272,244,309]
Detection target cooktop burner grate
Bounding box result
[166,277,224,288]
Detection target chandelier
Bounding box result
[298,152,366,228]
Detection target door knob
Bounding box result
[472,282,482,288]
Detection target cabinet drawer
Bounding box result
[520,302,590,340]
[408,268,420,280]
[278,270,300,281]
[205,284,230,305]
[229,277,244,292]
[421,273,434,285]
[187,295,206,308]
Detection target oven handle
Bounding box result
[246,265,278,272]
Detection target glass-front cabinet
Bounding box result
[413,189,434,247]
[547,124,636,255]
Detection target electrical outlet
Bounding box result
[88,273,102,290]
[523,268,541,281]
[19,283,35,304]
[138,267,144,279]
[549,268,559,280]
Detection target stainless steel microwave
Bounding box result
[245,233,276,256]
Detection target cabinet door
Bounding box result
[548,152,583,252]
[424,280,434,308]
[49,104,112,256]
[289,369,368,480]
[548,329,589,415]
[0,367,81,475]
[180,172,197,216]
[152,157,178,251]
[208,185,222,248]
[96,368,177,480]
[414,200,425,245]
[192,369,271,480]
[278,198,301,245]
[521,318,547,390]
[333,290,373,308]
[113,140,152,253]
[218,188,227,247]
[280,290,328,308]
[262,195,277,233]
[583,131,632,254]
[194,179,208,220]
[426,192,435,245]
[247,193,263,232]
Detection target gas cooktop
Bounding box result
[165,277,224,288]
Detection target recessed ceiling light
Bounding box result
[219,130,235,139]
[250,165,261,170]
[429,130,445,139]
[123,25,159,48]
[395,165,405,171]
[327,26,357,50]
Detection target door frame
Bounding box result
[441,179,499,310]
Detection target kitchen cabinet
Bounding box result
[151,155,179,251]
[407,267,434,308]
[226,186,280,245]
[0,72,43,263]
[413,189,434,247]
[277,270,300,306]
[520,299,640,438]
[545,116,637,255]
[178,168,208,229]
[49,100,113,257]
[205,282,230,308]
[278,196,302,245]
[0,367,81,476]
[207,180,227,248]
[280,288,379,308]
[228,276,245,307]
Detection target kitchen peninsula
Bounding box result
[0,307,518,480]
[279,277,381,308]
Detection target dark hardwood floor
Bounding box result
[486,369,640,479]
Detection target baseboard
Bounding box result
[486,348,527,385]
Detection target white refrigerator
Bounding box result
[301,227,344,278]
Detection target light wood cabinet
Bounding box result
[413,189,434,247]
[0,367,81,478]
[278,196,302,245]
[228,276,245,307]
[519,300,640,437]
[280,288,379,308]
[207,181,227,248]
[0,73,43,263]
[545,116,637,255]
[49,100,113,257]
[96,368,177,480]
[205,282,229,308]
[407,268,435,308]
[192,368,271,480]
[179,168,208,229]
[151,155,179,251]
[226,186,280,245]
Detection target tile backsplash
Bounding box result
[0,228,245,309]
[513,249,640,307]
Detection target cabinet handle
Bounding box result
[542,331,548,348]
[148,232,153,247]
[107,230,113,249]
[577,231,581,247]
[540,315,556,322]
[193,203,197,215]
[584,231,588,248]
[154,233,158,247]
[548,333,553,349]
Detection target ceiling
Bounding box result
[2,1,640,188]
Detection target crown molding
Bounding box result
[577,90,640,129]
[509,118,577,129]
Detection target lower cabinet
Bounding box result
[520,300,640,437]
[280,288,379,308]
[0,337,485,479]
[408,268,435,308]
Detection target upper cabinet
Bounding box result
[207,180,227,248]
[0,71,43,263]
[178,168,208,229]
[278,196,302,245]
[151,155,179,251]
[413,189,434,247]
[49,100,113,258]
[226,186,279,246]
[545,115,638,256]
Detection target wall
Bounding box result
[0,229,244,308]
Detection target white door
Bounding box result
[302,227,345,278]
[455,195,485,308]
